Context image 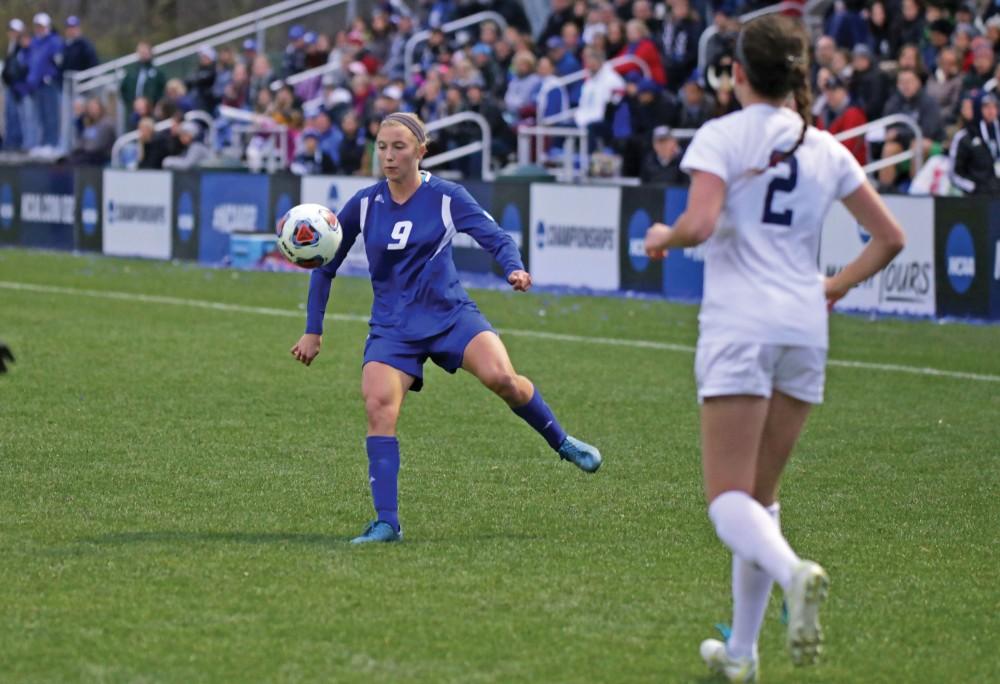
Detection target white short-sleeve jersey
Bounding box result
[680,103,867,349]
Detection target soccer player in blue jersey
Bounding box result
[290,112,602,544]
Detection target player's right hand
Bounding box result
[291,334,322,366]
[644,223,671,260]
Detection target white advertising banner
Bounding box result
[529,184,621,289]
[102,170,172,259]
[820,195,935,316]
[300,175,373,274]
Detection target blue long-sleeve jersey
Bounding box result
[305,172,524,340]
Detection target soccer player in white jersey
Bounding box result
[290,113,602,544]
[644,15,905,683]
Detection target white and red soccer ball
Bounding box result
[275,203,343,269]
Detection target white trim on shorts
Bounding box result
[695,341,827,405]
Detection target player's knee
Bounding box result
[485,370,520,400]
[364,394,400,431]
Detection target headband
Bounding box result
[382,113,426,144]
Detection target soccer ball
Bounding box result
[275,203,343,269]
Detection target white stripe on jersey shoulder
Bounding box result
[359,196,369,234]
[431,193,457,260]
[420,170,432,183]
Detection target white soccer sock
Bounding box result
[709,491,799,592]
[727,502,782,659]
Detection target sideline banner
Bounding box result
[529,184,620,289]
[300,175,372,274]
[18,165,74,250]
[0,167,20,246]
[821,196,936,316]
[74,167,103,252]
[171,171,201,261]
[619,186,666,292]
[661,187,702,300]
[103,169,172,259]
[934,197,991,319]
[490,180,530,276]
[198,172,269,264]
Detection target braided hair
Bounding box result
[734,15,812,173]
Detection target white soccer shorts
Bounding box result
[695,341,827,405]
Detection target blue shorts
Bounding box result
[363,308,495,392]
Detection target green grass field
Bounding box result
[1,248,998,683]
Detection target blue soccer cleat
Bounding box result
[350,520,402,544]
[557,435,602,473]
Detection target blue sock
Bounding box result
[511,387,567,451]
[366,436,400,531]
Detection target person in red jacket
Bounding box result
[616,19,667,86]
[815,73,868,164]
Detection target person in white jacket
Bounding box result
[574,46,624,149]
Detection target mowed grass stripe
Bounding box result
[2,279,998,384]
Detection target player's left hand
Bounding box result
[508,270,532,292]
[644,223,672,260]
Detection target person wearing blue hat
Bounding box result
[282,24,308,78]
[62,15,99,74]
[546,33,581,85]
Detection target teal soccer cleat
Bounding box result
[557,435,603,473]
[350,520,402,544]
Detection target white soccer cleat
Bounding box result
[700,638,758,683]
[786,560,830,666]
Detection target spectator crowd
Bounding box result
[4,0,1000,194]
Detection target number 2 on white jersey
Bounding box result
[387,220,413,250]
[761,156,798,227]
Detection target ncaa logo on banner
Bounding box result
[536,221,546,250]
[82,187,98,236]
[0,183,13,229]
[178,192,195,242]
[628,209,652,272]
[327,184,340,212]
[946,223,975,294]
